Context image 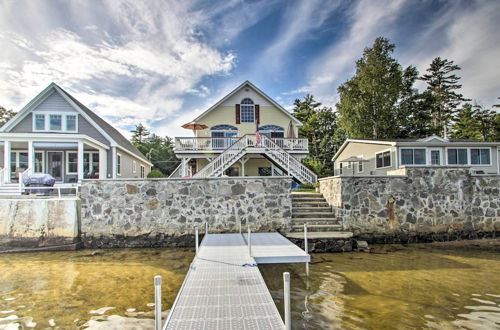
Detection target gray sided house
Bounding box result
[332,136,500,176]
[0,83,152,186]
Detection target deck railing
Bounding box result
[175,137,308,152]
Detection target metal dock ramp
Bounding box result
[163,232,309,330]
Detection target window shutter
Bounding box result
[255,104,260,124]
[235,104,240,124]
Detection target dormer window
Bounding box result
[33,113,78,132]
[240,98,255,123]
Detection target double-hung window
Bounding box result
[470,148,490,165]
[240,98,255,123]
[49,114,62,130]
[66,115,77,131]
[376,151,391,168]
[67,152,78,174]
[447,149,468,165]
[117,153,121,176]
[401,148,426,165]
[140,165,145,178]
[35,114,45,130]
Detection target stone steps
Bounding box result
[292,212,335,219]
[292,202,330,208]
[292,206,332,212]
[291,218,341,225]
[291,224,343,232]
[285,231,353,240]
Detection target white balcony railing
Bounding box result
[175,137,308,152]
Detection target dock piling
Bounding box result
[248,227,252,256]
[195,226,199,256]
[205,222,208,235]
[283,272,291,330]
[304,224,309,276]
[154,275,162,330]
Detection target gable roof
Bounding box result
[192,80,303,126]
[0,83,151,165]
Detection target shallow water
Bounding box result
[261,244,500,329]
[0,244,499,329]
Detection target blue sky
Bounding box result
[0,0,499,137]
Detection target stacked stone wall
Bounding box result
[319,167,499,243]
[80,177,292,248]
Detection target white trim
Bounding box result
[417,135,448,142]
[193,81,303,126]
[34,150,45,173]
[46,151,64,182]
[140,164,145,178]
[133,160,137,173]
[469,147,492,166]
[0,133,109,150]
[32,112,78,133]
[444,147,469,165]
[116,152,122,176]
[66,151,78,175]
[427,148,443,165]
[399,147,427,166]
[375,148,392,169]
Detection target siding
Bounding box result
[335,142,396,176]
[117,150,151,178]
[10,113,33,133]
[33,91,78,113]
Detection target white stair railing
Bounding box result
[194,135,253,178]
[260,135,317,183]
[169,163,182,178]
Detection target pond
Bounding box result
[0,242,499,329]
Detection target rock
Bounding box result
[126,185,138,194]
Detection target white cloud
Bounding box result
[0,0,236,135]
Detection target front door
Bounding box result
[47,151,63,181]
[428,148,441,165]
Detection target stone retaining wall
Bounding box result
[0,197,80,249]
[80,177,292,248]
[319,167,500,243]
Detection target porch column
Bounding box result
[28,141,34,173]
[3,141,10,183]
[111,146,117,179]
[77,141,84,181]
[181,158,189,177]
[240,157,248,177]
[99,148,107,179]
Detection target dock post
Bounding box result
[239,220,242,234]
[205,222,208,235]
[304,224,309,276]
[248,227,252,256]
[154,275,162,330]
[283,272,291,330]
[195,226,199,256]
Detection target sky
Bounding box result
[0,0,499,138]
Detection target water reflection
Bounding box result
[261,244,500,329]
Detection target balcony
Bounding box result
[174,137,309,152]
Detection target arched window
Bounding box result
[240,98,254,123]
[211,124,238,149]
[258,125,284,138]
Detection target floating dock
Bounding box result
[163,232,309,329]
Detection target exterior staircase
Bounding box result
[193,134,317,183]
[290,192,343,232]
[0,184,21,196]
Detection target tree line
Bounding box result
[293,37,500,177]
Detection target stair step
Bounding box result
[291,218,340,225]
[292,207,332,212]
[292,197,326,203]
[292,224,343,231]
[291,195,325,200]
[292,202,330,208]
[292,212,335,219]
[291,193,322,197]
[285,231,353,239]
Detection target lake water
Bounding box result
[0,243,499,329]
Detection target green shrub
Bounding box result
[147,169,166,178]
[299,183,315,190]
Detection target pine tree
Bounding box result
[130,123,150,144]
[420,57,469,136]
[337,37,404,139]
[451,104,482,140]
